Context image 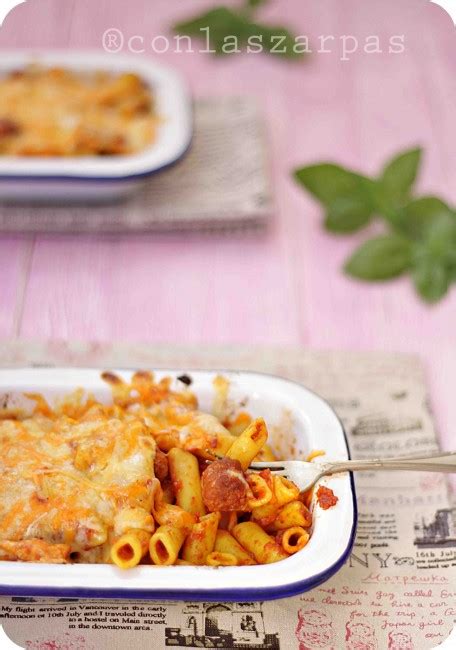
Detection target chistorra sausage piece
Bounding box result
[0,118,20,138]
[201,458,250,512]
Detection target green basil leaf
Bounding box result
[425,214,456,262]
[395,196,455,240]
[379,147,422,207]
[411,215,456,299]
[411,215,456,302]
[174,7,251,55]
[294,164,372,207]
[246,0,269,9]
[174,7,240,35]
[295,164,375,233]
[173,6,302,58]
[293,145,456,302]
[344,235,412,281]
[324,195,373,233]
[412,258,451,303]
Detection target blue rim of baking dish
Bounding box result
[0,369,357,602]
[0,135,193,184]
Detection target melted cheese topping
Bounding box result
[0,371,251,564]
[0,413,156,560]
[0,66,158,156]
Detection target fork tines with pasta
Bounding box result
[0,371,314,568]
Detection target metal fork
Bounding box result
[250,451,456,492]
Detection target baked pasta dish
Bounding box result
[0,66,158,156]
[0,371,330,568]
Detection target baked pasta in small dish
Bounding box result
[0,66,159,156]
[0,371,333,569]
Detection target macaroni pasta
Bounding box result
[0,371,329,568]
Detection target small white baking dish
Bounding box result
[0,51,192,201]
[0,368,356,601]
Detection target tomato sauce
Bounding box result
[316,485,338,510]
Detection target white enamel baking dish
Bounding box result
[0,368,356,601]
[0,51,192,202]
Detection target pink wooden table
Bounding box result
[0,0,455,452]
